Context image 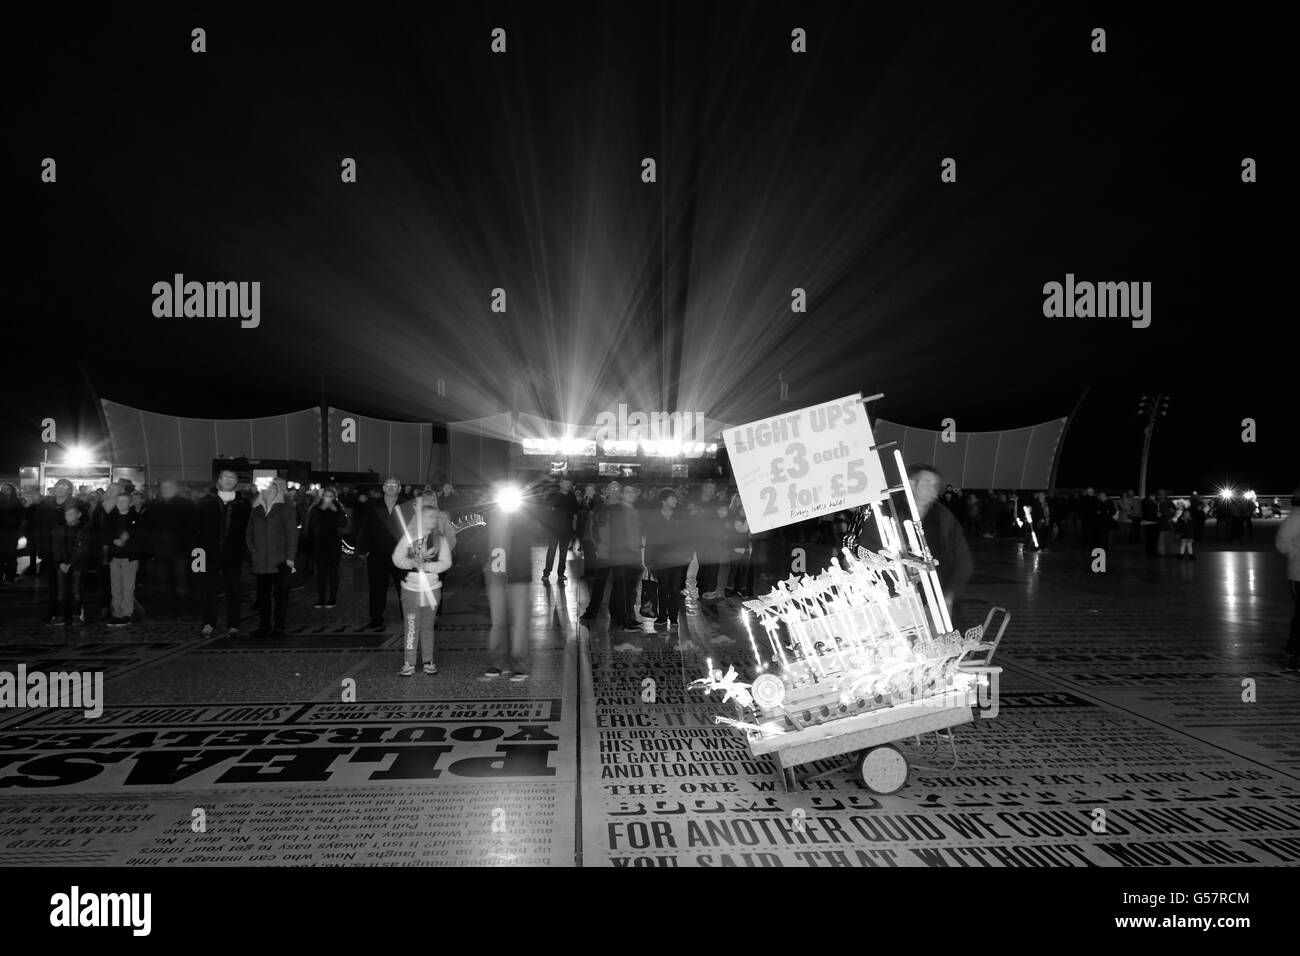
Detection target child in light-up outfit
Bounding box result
[392,505,452,675]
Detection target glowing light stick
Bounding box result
[904,519,951,636]
[1022,505,1039,549]
[743,611,764,673]
[893,449,953,633]
[872,500,899,553]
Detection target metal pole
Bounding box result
[1137,393,1161,500]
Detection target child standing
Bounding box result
[392,505,452,676]
[103,492,140,626]
[1175,500,1196,560]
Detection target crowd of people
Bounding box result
[3,469,1296,672]
[934,485,1280,559]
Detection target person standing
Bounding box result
[606,484,644,631]
[308,486,348,609]
[907,464,973,631]
[103,490,140,627]
[725,495,754,598]
[392,504,452,675]
[245,478,298,639]
[1156,489,1176,556]
[1093,489,1115,552]
[643,489,688,628]
[358,476,407,631]
[1276,486,1300,671]
[49,502,90,626]
[144,479,196,618]
[483,486,542,681]
[1124,489,1143,543]
[1189,492,1208,542]
[197,471,252,638]
[691,479,724,600]
[1175,499,1196,560]
[1141,493,1160,556]
[0,482,21,585]
[38,479,78,621]
[88,484,120,613]
[576,484,599,581]
[542,477,579,583]
[1116,490,1133,543]
[578,480,621,622]
[1030,491,1052,551]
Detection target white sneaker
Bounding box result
[423,662,437,675]
[508,671,529,682]
[398,663,415,676]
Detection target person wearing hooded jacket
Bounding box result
[391,504,453,676]
[245,478,299,638]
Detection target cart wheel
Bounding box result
[856,745,909,794]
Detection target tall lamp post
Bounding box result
[1136,394,1170,499]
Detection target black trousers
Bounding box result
[315,545,341,604]
[583,564,611,616]
[202,563,244,630]
[695,554,719,594]
[543,531,572,578]
[609,564,639,626]
[0,534,17,582]
[255,571,289,632]
[43,556,60,617]
[1143,524,1159,555]
[652,564,686,623]
[366,552,405,624]
[154,554,190,614]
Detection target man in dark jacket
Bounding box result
[197,470,252,637]
[483,487,544,681]
[644,489,690,627]
[357,476,408,631]
[37,480,81,621]
[907,464,973,632]
[144,479,197,618]
[691,479,725,599]
[605,485,644,631]
[50,502,91,625]
[542,478,579,583]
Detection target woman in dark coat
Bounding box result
[244,478,299,637]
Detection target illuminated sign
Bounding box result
[521,438,597,457]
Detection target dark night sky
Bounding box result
[2,3,1292,492]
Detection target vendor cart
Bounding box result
[692,426,1010,793]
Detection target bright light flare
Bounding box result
[497,485,524,512]
[1219,488,1234,500]
[64,445,92,467]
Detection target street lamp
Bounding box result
[1135,394,1170,499]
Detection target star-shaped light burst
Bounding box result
[690,663,754,708]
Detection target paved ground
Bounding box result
[1,524,1297,867]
